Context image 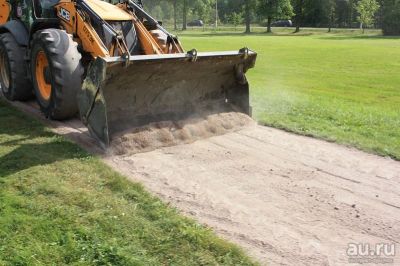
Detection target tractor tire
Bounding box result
[0,33,32,101]
[31,29,84,120]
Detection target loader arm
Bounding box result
[124,0,184,54]
[55,0,182,59]
[129,12,163,55]
[55,0,111,58]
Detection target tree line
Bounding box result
[142,0,400,35]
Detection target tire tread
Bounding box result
[31,29,84,120]
[0,33,32,101]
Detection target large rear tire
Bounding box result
[31,29,84,120]
[0,33,32,101]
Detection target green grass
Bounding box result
[0,101,256,265]
[178,29,400,160]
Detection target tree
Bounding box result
[348,0,356,28]
[173,0,178,30]
[192,0,214,25]
[218,0,244,23]
[382,0,400,35]
[258,0,294,33]
[302,0,329,27]
[244,0,252,33]
[244,0,257,33]
[182,0,188,30]
[179,0,214,31]
[229,12,243,30]
[151,5,163,20]
[356,0,380,33]
[334,0,352,28]
[292,0,305,32]
[327,0,336,32]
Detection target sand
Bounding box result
[106,126,400,265]
[109,111,255,155]
[8,99,400,266]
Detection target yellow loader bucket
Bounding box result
[78,48,257,148]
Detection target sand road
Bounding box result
[10,101,400,265]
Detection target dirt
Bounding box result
[109,112,254,155]
[8,99,400,265]
[106,125,400,265]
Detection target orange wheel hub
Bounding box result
[35,51,51,100]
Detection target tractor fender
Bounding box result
[0,20,29,46]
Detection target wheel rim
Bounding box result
[35,51,51,100]
[0,49,10,91]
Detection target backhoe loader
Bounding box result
[0,0,257,148]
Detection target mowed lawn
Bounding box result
[0,102,255,265]
[180,31,400,160]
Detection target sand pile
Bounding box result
[109,112,255,155]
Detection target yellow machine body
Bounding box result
[0,0,10,24]
[0,0,257,148]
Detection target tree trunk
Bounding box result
[182,0,187,30]
[215,0,218,28]
[267,17,272,33]
[294,0,304,33]
[245,1,251,34]
[173,0,177,30]
[349,0,353,28]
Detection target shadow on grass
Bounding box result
[175,28,399,40]
[0,142,86,177]
[179,31,315,38]
[317,35,400,40]
[0,102,86,177]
